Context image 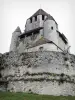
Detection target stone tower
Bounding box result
[0,9,75,96]
[10,26,21,52]
[10,9,69,53]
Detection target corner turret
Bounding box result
[10,26,21,52]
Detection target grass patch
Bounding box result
[0,92,75,100]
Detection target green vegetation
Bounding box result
[0,92,75,100]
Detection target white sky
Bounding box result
[0,0,75,54]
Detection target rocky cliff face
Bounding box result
[0,51,75,95]
[0,53,7,91]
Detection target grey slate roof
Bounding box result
[57,30,68,44]
[19,27,43,38]
[29,9,57,24]
[14,26,21,33]
[30,9,49,18]
[45,14,56,22]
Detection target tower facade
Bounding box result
[10,9,69,53]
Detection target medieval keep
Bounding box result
[0,9,75,96]
[10,9,69,53]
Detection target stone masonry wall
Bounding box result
[0,51,75,95]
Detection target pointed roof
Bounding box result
[45,14,56,22]
[29,9,57,24]
[57,30,68,44]
[30,9,48,18]
[14,26,21,33]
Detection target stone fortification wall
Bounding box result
[0,51,75,95]
[25,15,44,32]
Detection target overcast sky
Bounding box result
[0,0,75,54]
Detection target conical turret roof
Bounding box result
[14,26,21,33]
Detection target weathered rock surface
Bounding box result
[0,51,75,95]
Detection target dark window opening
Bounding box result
[42,15,44,20]
[30,18,32,23]
[39,47,44,51]
[0,73,2,78]
[35,16,37,21]
[51,26,53,30]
